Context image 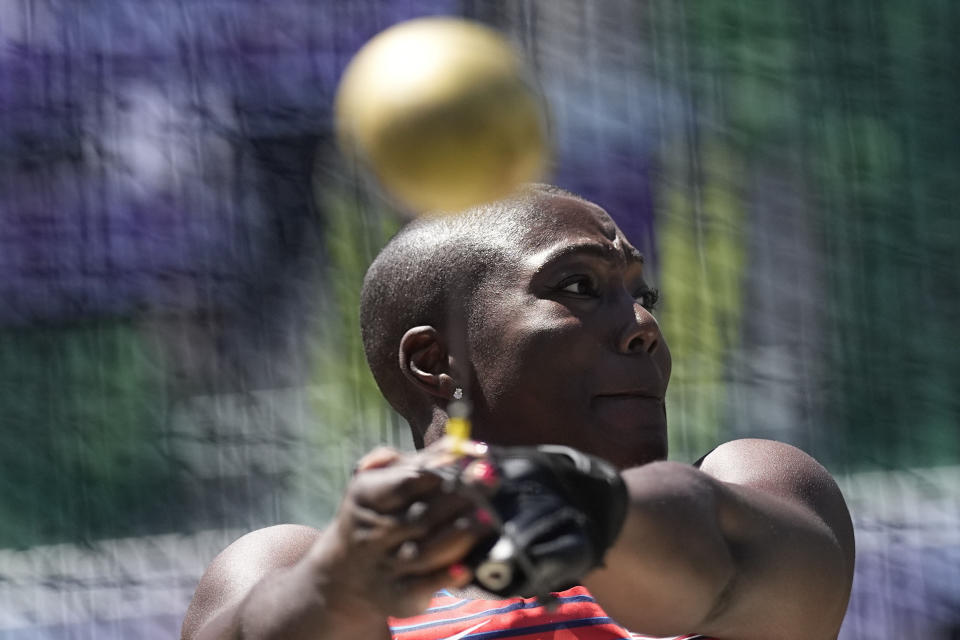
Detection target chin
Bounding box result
[628,441,668,468]
[597,441,666,470]
[589,421,668,470]
[585,401,668,469]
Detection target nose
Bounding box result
[618,301,663,355]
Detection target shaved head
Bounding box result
[359,184,585,441]
[360,183,670,467]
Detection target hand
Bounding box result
[307,445,494,619]
[459,444,628,600]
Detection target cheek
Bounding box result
[472,306,587,410]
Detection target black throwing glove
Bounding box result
[458,444,628,602]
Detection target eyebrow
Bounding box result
[531,241,646,275]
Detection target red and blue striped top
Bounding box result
[389,586,712,640]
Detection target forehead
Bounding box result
[512,193,642,264]
[522,194,616,239]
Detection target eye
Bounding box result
[556,276,598,297]
[635,287,660,311]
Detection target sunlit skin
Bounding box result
[182,190,854,640]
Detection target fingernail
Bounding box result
[475,507,494,526]
[405,501,428,522]
[448,563,468,579]
[468,460,497,486]
[396,540,419,561]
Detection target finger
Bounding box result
[401,491,481,533]
[352,487,491,556]
[345,507,410,549]
[351,465,444,512]
[354,446,403,474]
[422,436,488,456]
[350,491,482,552]
[347,504,465,551]
[420,438,489,468]
[394,516,492,576]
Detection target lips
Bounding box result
[590,392,666,423]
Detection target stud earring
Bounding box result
[453,387,463,400]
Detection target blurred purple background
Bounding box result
[1,1,957,638]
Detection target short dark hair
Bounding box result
[359,184,585,431]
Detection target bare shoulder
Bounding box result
[181,524,322,639]
[698,439,844,502]
[698,439,854,559]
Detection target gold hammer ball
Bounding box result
[335,17,549,214]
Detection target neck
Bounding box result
[419,405,450,447]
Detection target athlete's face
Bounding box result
[464,194,671,469]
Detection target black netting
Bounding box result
[0,1,957,638]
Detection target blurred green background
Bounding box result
[0,1,957,638]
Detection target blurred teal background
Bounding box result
[0,1,957,638]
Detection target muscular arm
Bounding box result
[182,446,490,640]
[584,439,854,640]
[181,525,395,640]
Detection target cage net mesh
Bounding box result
[0,1,958,638]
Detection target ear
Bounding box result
[399,326,459,400]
